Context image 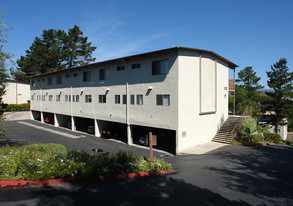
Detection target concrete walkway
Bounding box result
[3,111,30,121]
[179,141,228,155]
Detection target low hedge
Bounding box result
[0,143,173,181]
[3,103,30,112]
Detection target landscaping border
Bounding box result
[0,170,177,189]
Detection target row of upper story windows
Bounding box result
[32,94,170,106]
[31,59,169,87]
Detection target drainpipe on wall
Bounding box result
[233,68,236,115]
[16,83,18,104]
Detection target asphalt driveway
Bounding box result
[1,120,293,205]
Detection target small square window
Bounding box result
[83,71,91,82]
[48,77,52,85]
[152,60,169,75]
[130,95,135,105]
[99,95,106,103]
[85,95,92,103]
[115,95,120,104]
[123,95,127,104]
[100,69,109,80]
[131,63,141,69]
[137,95,143,105]
[156,94,170,106]
[56,95,61,102]
[57,76,62,84]
[66,74,70,78]
[117,66,125,71]
[73,73,78,77]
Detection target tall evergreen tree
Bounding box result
[0,9,12,103]
[235,66,263,116]
[237,66,264,99]
[266,58,293,133]
[11,25,96,81]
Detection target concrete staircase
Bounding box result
[212,116,249,144]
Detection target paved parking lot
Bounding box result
[1,119,293,205]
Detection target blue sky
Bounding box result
[1,0,293,88]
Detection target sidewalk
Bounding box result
[179,142,228,155]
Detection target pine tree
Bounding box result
[12,25,97,81]
[266,58,293,133]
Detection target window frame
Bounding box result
[136,95,143,105]
[152,59,169,75]
[115,95,120,104]
[156,94,170,106]
[83,71,91,82]
[99,95,107,103]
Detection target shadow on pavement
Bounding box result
[25,175,251,206]
[206,145,293,205]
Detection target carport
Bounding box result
[31,110,41,121]
[55,114,71,129]
[96,120,127,143]
[74,117,95,134]
[42,112,54,125]
[132,125,176,154]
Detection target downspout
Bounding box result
[233,68,236,115]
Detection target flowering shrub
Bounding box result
[0,144,173,181]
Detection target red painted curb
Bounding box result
[0,170,177,189]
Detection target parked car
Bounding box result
[100,130,118,138]
[45,116,53,124]
[88,126,94,134]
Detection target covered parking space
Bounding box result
[31,110,41,121]
[96,120,127,143]
[42,112,54,125]
[132,125,176,154]
[55,114,71,129]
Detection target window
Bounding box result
[152,59,169,75]
[31,80,35,87]
[76,95,79,102]
[37,95,40,101]
[85,95,92,103]
[115,95,120,104]
[65,95,69,102]
[100,69,109,80]
[66,74,70,78]
[42,95,46,101]
[83,71,91,82]
[56,95,61,102]
[137,95,143,105]
[57,76,62,84]
[131,63,141,69]
[117,65,125,71]
[99,95,106,103]
[156,94,170,106]
[73,73,78,77]
[130,95,135,105]
[72,95,75,102]
[31,95,34,101]
[48,77,52,85]
[123,95,127,104]
[49,95,53,101]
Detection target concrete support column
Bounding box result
[40,112,44,123]
[94,119,101,137]
[71,116,76,131]
[54,114,59,127]
[127,124,133,145]
[30,111,34,120]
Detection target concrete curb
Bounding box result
[0,170,177,189]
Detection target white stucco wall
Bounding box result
[3,81,30,104]
[177,50,229,152]
[30,52,179,131]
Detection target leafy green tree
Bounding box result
[11,25,96,81]
[266,58,293,133]
[0,9,12,103]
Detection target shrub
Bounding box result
[239,118,258,138]
[0,144,173,181]
[5,103,30,112]
[250,134,264,144]
[264,132,282,143]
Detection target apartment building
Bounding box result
[30,46,238,154]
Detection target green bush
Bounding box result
[5,103,30,111]
[264,132,282,143]
[250,134,264,144]
[239,118,258,138]
[0,144,173,181]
